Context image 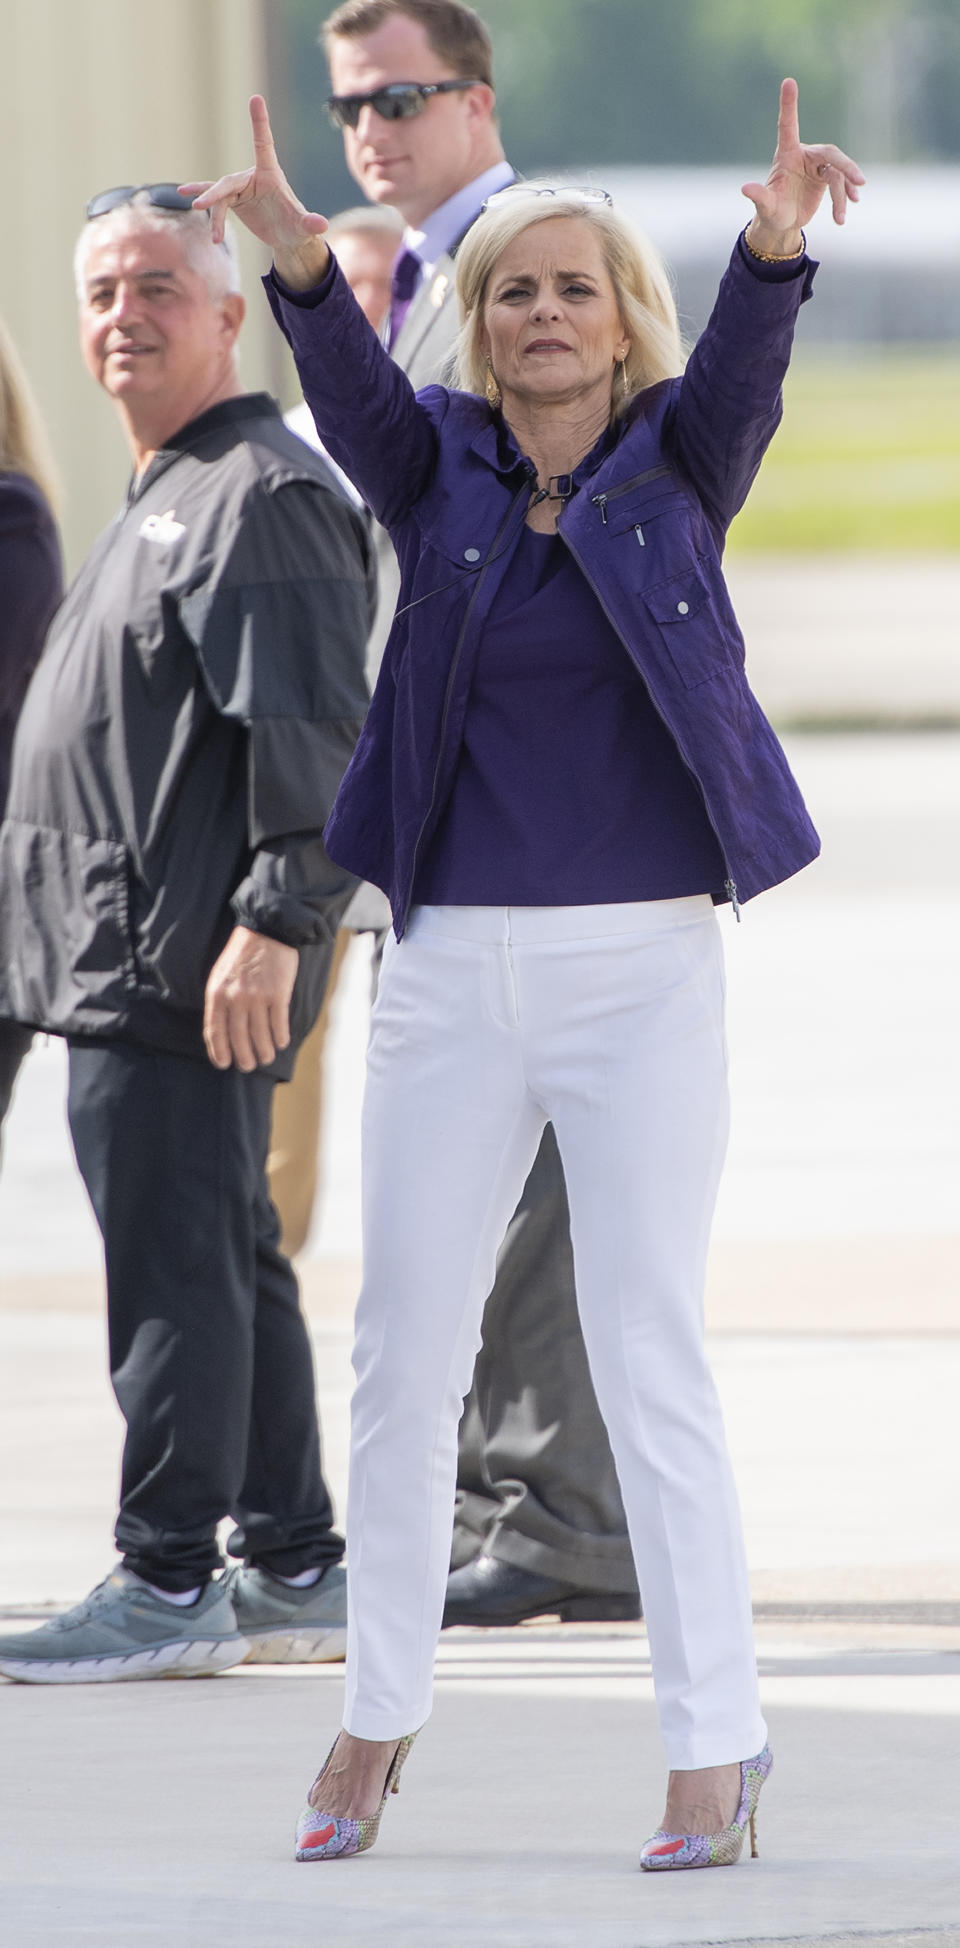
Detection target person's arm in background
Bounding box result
[177,475,372,1072]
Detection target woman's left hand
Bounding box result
[180,95,331,291]
[741,77,865,254]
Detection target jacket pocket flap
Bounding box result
[643,569,711,626]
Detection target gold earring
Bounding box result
[485,362,501,407]
[619,354,631,400]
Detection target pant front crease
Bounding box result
[344,914,544,1736]
[527,908,764,1766]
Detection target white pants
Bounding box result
[344,898,767,1769]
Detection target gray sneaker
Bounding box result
[222,1562,347,1664]
[0,1568,250,1685]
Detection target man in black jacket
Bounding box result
[0,189,373,1682]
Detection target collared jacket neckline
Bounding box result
[267,240,821,936]
[128,392,282,503]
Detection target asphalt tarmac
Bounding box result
[1,573,958,1944]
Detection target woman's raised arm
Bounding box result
[181,95,331,292]
[741,76,866,255]
[185,94,439,532]
[668,77,866,535]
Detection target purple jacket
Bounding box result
[268,240,820,936]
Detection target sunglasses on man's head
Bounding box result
[325,79,481,131]
[85,183,206,220]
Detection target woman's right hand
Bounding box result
[180,95,331,291]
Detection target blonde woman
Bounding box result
[189,79,863,1872]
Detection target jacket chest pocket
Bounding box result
[642,567,729,689]
[595,475,706,607]
[593,466,691,542]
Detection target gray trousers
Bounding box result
[453,1122,639,1593]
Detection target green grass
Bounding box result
[725,347,960,554]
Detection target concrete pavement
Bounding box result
[1,713,958,1942]
[724,554,960,727]
[2,1292,960,1943]
[1,1622,959,1947]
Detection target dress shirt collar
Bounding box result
[403,160,516,283]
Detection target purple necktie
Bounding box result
[388,247,421,349]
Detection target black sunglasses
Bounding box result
[325,79,481,131]
[85,183,206,220]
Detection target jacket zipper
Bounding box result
[400,477,533,934]
[592,465,673,525]
[560,519,742,922]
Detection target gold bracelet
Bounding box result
[743,227,806,264]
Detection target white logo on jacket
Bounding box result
[138,510,186,544]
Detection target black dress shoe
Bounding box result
[442,1554,641,1628]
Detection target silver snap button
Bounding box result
[676,600,689,615]
[464,547,481,562]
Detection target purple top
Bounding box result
[266,234,821,928]
[415,522,726,905]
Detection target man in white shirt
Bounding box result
[321,0,641,1629]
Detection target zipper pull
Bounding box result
[592,493,608,525]
[634,524,645,547]
[724,878,741,922]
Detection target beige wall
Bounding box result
[0,0,298,574]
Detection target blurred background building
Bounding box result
[0,0,292,573]
[2,0,958,573]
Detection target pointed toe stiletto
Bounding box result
[294,1733,416,1862]
[639,1744,773,1872]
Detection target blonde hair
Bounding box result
[454,186,685,417]
[0,312,61,514]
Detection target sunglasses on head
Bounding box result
[325,78,481,131]
[85,183,206,220]
[481,185,614,214]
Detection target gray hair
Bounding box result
[454,183,685,419]
[74,195,242,302]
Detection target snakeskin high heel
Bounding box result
[639,1744,773,1871]
[294,1732,416,1861]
